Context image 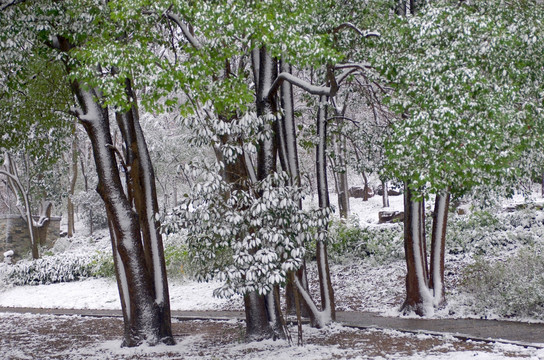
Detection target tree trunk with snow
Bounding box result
[382,180,389,208]
[0,155,39,259]
[401,182,432,316]
[70,76,173,347]
[277,61,311,318]
[249,47,285,340]
[315,95,336,322]
[292,95,336,328]
[114,78,174,344]
[429,191,450,306]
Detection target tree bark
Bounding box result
[382,180,390,208]
[114,78,174,344]
[277,60,311,318]
[252,47,285,340]
[429,191,450,307]
[315,95,335,321]
[71,79,173,346]
[401,182,432,316]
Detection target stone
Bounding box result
[378,211,404,224]
[349,186,374,199]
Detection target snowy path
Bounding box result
[2,306,544,349]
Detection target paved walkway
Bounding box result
[1,307,543,348]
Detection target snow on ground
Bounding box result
[1,312,543,360]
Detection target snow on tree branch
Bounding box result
[166,13,201,50]
[266,72,331,100]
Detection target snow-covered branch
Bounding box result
[333,22,380,38]
[166,13,202,50]
[266,72,331,100]
[0,0,27,11]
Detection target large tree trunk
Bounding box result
[401,182,433,316]
[254,47,286,340]
[71,80,173,347]
[429,191,450,307]
[115,78,174,344]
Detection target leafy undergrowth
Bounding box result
[1,312,541,360]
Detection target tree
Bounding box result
[0,52,72,259]
[0,1,175,346]
[372,0,544,314]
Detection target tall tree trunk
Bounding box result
[294,95,336,329]
[245,47,283,340]
[429,191,450,307]
[401,182,432,316]
[382,180,389,208]
[277,61,311,318]
[71,79,173,347]
[67,120,78,237]
[315,95,335,321]
[115,78,174,344]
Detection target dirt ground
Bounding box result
[0,312,536,360]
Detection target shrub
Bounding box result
[460,246,544,319]
[446,207,544,256]
[0,254,94,286]
[88,251,116,278]
[325,217,404,264]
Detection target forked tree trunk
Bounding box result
[401,182,433,316]
[71,79,173,347]
[115,78,174,343]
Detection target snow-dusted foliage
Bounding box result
[0,252,113,286]
[447,207,544,257]
[371,0,544,197]
[324,217,404,264]
[461,245,544,319]
[165,167,323,298]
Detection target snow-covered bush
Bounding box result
[0,250,116,286]
[447,207,544,256]
[0,254,94,285]
[325,218,403,264]
[165,167,322,298]
[460,245,544,319]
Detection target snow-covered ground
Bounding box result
[2,192,544,359]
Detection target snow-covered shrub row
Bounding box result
[460,245,544,319]
[164,167,322,298]
[0,251,114,286]
[447,207,544,256]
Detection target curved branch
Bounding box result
[332,22,381,38]
[266,72,331,100]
